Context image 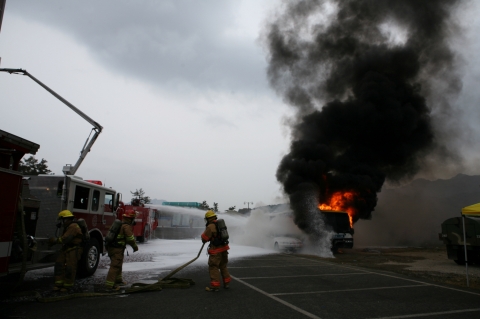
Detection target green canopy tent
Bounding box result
[459,202,480,287]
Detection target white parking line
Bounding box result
[368,308,480,319]
[232,275,322,319]
[237,272,367,279]
[291,256,480,297]
[232,254,479,318]
[235,258,295,261]
[271,284,428,296]
[229,264,329,269]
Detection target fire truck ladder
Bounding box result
[0,68,102,176]
[1,67,103,210]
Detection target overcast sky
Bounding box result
[1,0,291,211]
[2,1,480,211]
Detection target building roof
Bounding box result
[0,129,40,155]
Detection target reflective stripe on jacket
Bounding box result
[208,245,230,255]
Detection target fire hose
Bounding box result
[11,242,206,302]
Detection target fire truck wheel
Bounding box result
[78,238,100,277]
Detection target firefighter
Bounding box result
[105,210,139,291]
[48,210,83,292]
[201,210,231,292]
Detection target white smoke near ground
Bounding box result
[290,200,335,258]
[301,210,335,258]
[146,204,334,257]
[233,205,334,258]
[232,209,302,249]
[145,204,249,227]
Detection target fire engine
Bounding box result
[28,175,122,276]
[0,69,124,278]
[0,130,40,277]
[124,202,159,243]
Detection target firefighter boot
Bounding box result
[223,277,231,289]
[205,286,219,292]
[60,287,72,293]
[105,284,121,292]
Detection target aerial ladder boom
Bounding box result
[0,68,103,176]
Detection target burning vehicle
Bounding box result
[319,210,354,252]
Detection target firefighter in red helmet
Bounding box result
[48,210,83,292]
[105,210,139,291]
[201,210,231,292]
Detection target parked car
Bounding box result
[273,234,303,252]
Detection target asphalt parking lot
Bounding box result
[230,254,480,318]
[3,253,480,319]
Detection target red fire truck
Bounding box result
[0,69,124,278]
[0,130,40,277]
[29,175,123,276]
[124,204,159,243]
[1,130,124,277]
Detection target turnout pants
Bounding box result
[106,247,125,287]
[54,246,83,288]
[208,251,231,288]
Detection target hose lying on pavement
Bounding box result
[11,242,206,302]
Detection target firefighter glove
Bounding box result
[48,237,57,247]
[133,245,139,252]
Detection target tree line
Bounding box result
[18,156,52,175]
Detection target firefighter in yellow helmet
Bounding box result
[105,210,139,291]
[201,210,231,292]
[48,210,83,292]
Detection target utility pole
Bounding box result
[0,0,5,33]
[244,202,253,209]
[0,0,6,66]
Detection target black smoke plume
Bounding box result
[265,0,462,235]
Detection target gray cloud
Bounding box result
[6,0,269,93]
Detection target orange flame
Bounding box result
[318,191,357,227]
